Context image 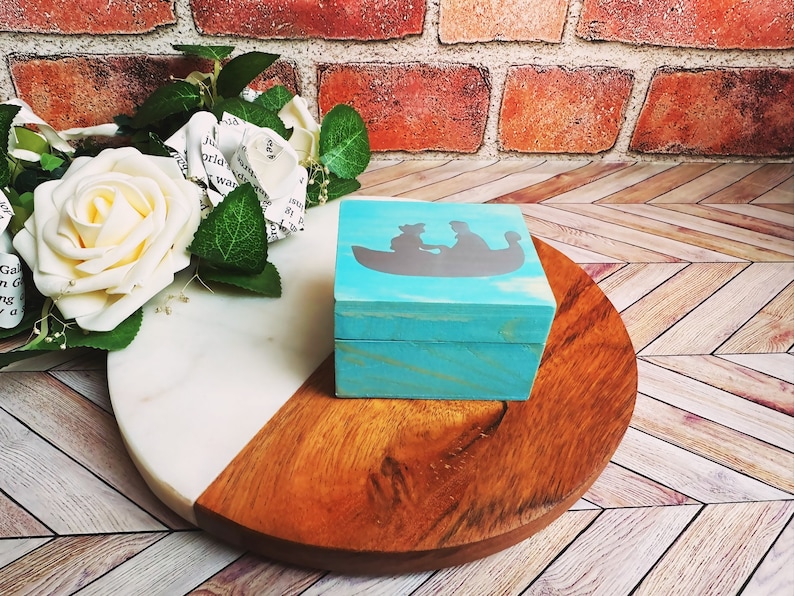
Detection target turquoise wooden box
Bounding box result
[333,199,557,400]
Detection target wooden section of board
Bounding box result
[194,238,637,573]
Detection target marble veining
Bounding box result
[107,199,358,522]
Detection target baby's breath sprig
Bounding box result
[305,159,331,205]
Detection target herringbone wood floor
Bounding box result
[1,160,792,595]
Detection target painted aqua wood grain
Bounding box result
[334,199,556,400]
[335,341,545,400]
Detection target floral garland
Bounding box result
[0,45,370,368]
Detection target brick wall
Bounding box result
[1,0,792,160]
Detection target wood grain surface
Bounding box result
[194,237,638,573]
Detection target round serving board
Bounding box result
[108,198,637,574]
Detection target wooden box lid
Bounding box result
[334,200,557,344]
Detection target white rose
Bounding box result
[12,147,202,332]
[278,96,321,162]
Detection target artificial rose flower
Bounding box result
[166,111,308,242]
[278,96,321,162]
[230,125,308,241]
[12,147,202,332]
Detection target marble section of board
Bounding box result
[106,200,347,522]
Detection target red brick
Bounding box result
[630,68,794,157]
[0,0,175,34]
[578,0,793,49]
[440,0,567,43]
[499,66,634,154]
[318,63,490,153]
[191,0,424,40]
[9,55,298,130]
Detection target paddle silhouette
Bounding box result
[352,221,525,277]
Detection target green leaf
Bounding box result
[131,81,202,129]
[200,261,281,297]
[13,126,49,155]
[188,183,268,274]
[0,157,11,191]
[252,85,294,112]
[16,191,34,211]
[173,44,234,61]
[214,98,288,138]
[14,169,39,193]
[319,104,370,179]
[64,308,143,351]
[142,132,173,158]
[216,52,279,99]
[0,307,142,369]
[306,174,361,207]
[0,104,20,150]
[40,153,65,171]
[0,349,57,370]
[9,204,30,235]
[0,104,21,187]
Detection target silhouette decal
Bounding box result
[352,220,525,277]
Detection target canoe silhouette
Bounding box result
[352,231,525,277]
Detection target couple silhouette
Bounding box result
[352,220,525,278]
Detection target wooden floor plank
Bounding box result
[620,263,747,352]
[527,203,746,262]
[520,210,679,263]
[640,263,794,356]
[649,163,765,204]
[525,506,699,596]
[743,515,794,596]
[701,164,794,204]
[636,360,794,452]
[581,262,627,282]
[0,408,167,534]
[632,393,794,493]
[412,510,601,596]
[660,203,794,241]
[0,534,165,596]
[47,370,112,413]
[0,492,51,538]
[433,161,595,204]
[635,502,794,595]
[752,176,794,204]
[300,570,432,595]
[596,162,722,204]
[543,162,677,204]
[717,282,794,354]
[530,235,625,265]
[643,355,794,416]
[396,159,547,202]
[493,161,632,203]
[189,553,324,596]
[597,263,688,312]
[604,203,794,259]
[710,202,794,226]
[611,428,792,503]
[717,353,794,384]
[0,537,52,570]
[521,204,728,263]
[352,159,497,198]
[355,160,450,191]
[1,373,192,530]
[76,532,241,596]
[414,159,585,203]
[582,462,698,507]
